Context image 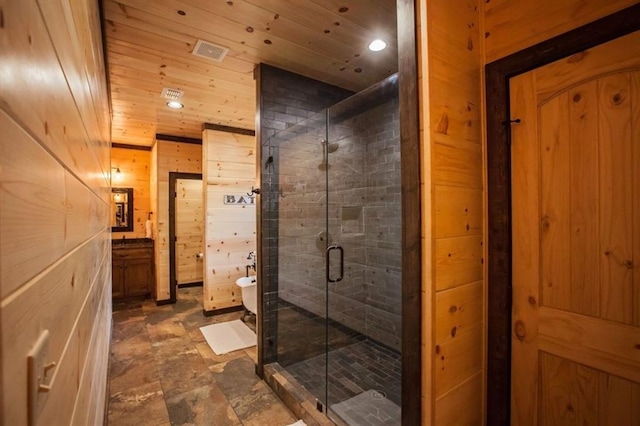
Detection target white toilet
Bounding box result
[235,276,257,320]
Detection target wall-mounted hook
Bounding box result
[247,186,261,196]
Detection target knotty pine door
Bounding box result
[510,30,640,425]
[175,178,204,286]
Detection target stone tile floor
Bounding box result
[107,286,297,426]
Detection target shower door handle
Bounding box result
[326,244,344,283]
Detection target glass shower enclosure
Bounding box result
[262,75,402,425]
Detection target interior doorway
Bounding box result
[169,172,204,303]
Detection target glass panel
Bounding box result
[326,75,402,425]
[268,111,330,406]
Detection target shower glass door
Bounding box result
[270,75,402,426]
[325,77,402,425]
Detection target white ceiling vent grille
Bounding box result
[160,88,184,100]
[192,39,229,62]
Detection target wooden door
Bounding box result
[175,179,204,285]
[510,31,640,425]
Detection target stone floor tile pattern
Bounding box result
[107,287,297,426]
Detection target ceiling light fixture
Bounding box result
[166,101,184,109]
[368,39,387,52]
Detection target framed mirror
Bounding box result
[111,188,134,232]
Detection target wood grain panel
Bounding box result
[568,81,600,317]
[434,186,482,238]
[539,351,599,425]
[484,0,639,62]
[435,235,483,291]
[538,307,640,383]
[0,111,67,298]
[176,178,204,284]
[539,92,571,311]
[434,371,483,425]
[0,0,106,191]
[203,129,256,312]
[435,280,483,344]
[598,372,640,425]
[510,71,540,425]
[433,136,483,189]
[597,73,633,324]
[435,324,482,397]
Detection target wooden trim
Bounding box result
[398,1,422,424]
[168,172,203,303]
[155,298,173,306]
[155,134,202,145]
[254,64,265,378]
[202,305,244,317]
[202,123,256,136]
[485,6,640,425]
[111,143,151,151]
[98,0,112,122]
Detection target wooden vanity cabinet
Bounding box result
[112,240,154,299]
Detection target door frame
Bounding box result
[485,5,640,425]
[168,172,203,303]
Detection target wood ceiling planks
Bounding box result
[103,0,397,145]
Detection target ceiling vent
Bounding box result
[192,39,229,62]
[160,87,184,101]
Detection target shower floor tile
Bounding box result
[285,339,402,410]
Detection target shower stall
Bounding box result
[261,74,402,425]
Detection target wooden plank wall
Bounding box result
[152,141,202,301]
[111,147,151,239]
[202,129,256,312]
[417,0,484,423]
[0,0,111,424]
[484,0,639,63]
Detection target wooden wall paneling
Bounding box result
[434,186,483,238]
[0,111,67,298]
[202,129,256,313]
[154,141,202,301]
[435,280,483,344]
[111,147,152,239]
[434,323,483,397]
[485,8,640,424]
[484,0,640,62]
[421,0,484,422]
[434,371,483,425]
[1,233,109,425]
[435,235,483,292]
[150,143,159,299]
[0,0,106,192]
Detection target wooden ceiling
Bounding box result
[102,0,398,146]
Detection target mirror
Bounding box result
[111,188,134,232]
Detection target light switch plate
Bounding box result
[27,330,52,425]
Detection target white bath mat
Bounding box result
[199,320,256,355]
[330,390,401,425]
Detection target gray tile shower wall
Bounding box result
[276,89,402,352]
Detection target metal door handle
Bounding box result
[326,244,343,283]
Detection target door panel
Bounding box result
[510,30,640,425]
[175,179,203,285]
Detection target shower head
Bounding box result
[322,140,340,153]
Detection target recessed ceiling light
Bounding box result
[368,39,386,52]
[166,101,184,109]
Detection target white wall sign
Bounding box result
[223,194,255,205]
